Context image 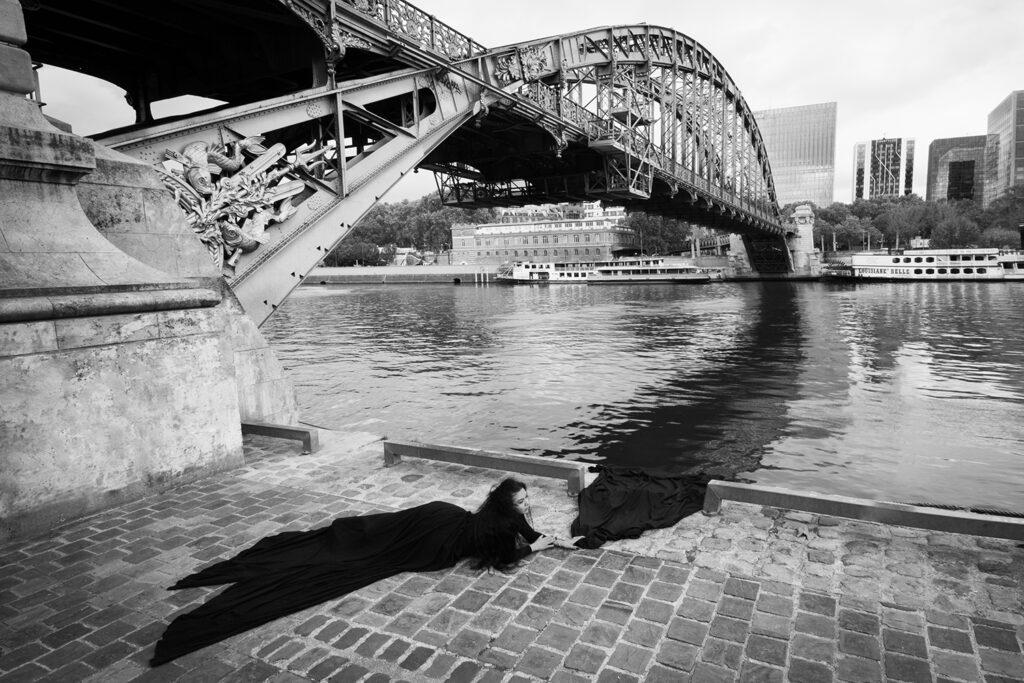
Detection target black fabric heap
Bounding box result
[151,501,470,666]
[570,467,711,549]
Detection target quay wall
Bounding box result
[0,12,298,542]
[0,302,245,541]
[309,265,499,285]
[74,145,299,426]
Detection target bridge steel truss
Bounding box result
[94,0,790,325]
[440,27,782,225]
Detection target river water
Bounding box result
[263,281,1024,513]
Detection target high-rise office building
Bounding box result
[926,136,987,203]
[853,137,915,199]
[983,90,1024,208]
[753,102,837,207]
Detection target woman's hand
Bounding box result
[529,535,555,553]
[552,536,585,549]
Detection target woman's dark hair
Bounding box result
[476,478,526,518]
[469,478,527,571]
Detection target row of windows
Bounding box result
[860,267,989,275]
[476,248,600,257]
[891,254,995,264]
[495,219,614,227]
[472,234,600,247]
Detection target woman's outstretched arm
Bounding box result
[513,516,581,554]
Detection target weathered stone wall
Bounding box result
[217,283,299,425]
[0,0,283,542]
[0,305,243,542]
[77,143,217,280]
[72,146,300,426]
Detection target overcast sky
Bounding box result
[37,0,1023,205]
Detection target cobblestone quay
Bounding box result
[1,431,1021,682]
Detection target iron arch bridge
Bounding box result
[26,0,789,325]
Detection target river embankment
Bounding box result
[309,265,499,285]
[306,262,819,286]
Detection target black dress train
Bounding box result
[151,501,539,666]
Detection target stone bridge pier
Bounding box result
[0,0,298,542]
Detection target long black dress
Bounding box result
[570,467,710,549]
[151,501,540,666]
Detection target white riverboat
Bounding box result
[588,260,712,284]
[496,261,595,283]
[826,248,1022,281]
[497,257,714,284]
[998,251,1024,280]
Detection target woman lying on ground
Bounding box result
[151,477,581,666]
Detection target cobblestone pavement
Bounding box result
[1,430,1022,682]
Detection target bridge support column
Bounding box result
[786,204,821,277]
[0,1,246,542]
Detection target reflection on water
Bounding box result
[263,281,1024,512]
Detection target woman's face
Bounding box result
[511,489,529,516]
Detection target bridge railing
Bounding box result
[341,0,485,59]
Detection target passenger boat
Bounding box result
[497,257,713,284]
[588,259,712,284]
[496,261,594,284]
[824,248,1018,281]
[998,251,1024,280]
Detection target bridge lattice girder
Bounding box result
[94,0,791,325]
[432,25,784,233]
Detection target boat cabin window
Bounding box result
[963,268,973,274]
[950,268,960,274]
[925,269,934,274]
[914,257,922,263]
[974,255,985,261]
[914,269,922,274]
[925,257,934,263]
[950,255,959,261]
[987,255,997,260]
[977,267,986,273]
[903,257,911,263]
[938,268,947,274]
[892,258,901,264]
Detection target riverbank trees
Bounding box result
[323,193,496,265]
[783,187,1022,251]
[622,213,693,254]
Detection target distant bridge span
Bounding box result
[27,0,790,325]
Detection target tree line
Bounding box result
[322,194,495,266]
[783,186,1023,253]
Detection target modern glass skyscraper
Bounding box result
[983,90,1024,208]
[926,136,986,203]
[853,138,915,199]
[753,102,837,207]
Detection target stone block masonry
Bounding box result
[0,0,298,541]
[0,430,1019,682]
[0,305,244,541]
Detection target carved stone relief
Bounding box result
[158,137,328,273]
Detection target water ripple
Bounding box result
[264,282,1024,512]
